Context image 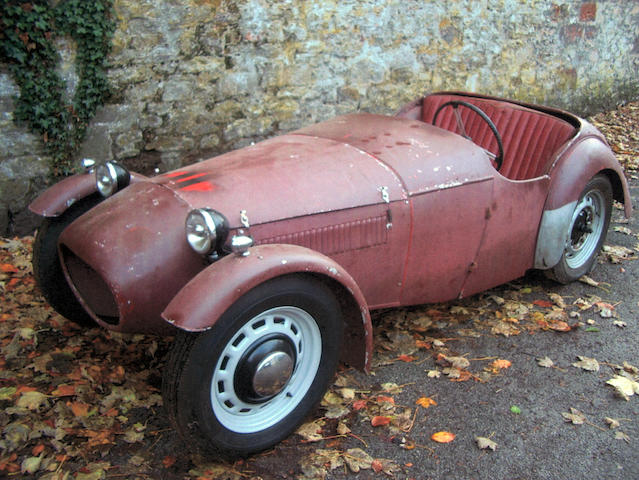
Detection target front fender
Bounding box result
[29,171,148,218]
[545,135,631,216]
[162,243,373,371]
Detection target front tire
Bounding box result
[547,174,612,283]
[32,195,102,326]
[162,275,343,458]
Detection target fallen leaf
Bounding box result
[352,399,367,410]
[69,401,91,417]
[338,388,356,400]
[21,453,43,474]
[578,275,601,287]
[548,293,567,308]
[296,419,325,442]
[623,362,639,374]
[548,320,572,332]
[16,391,48,410]
[371,416,392,427]
[595,302,615,318]
[337,422,351,435]
[489,295,505,305]
[32,444,45,455]
[562,407,586,425]
[572,356,600,372]
[475,436,497,451]
[381,382,403,394]
[162,455,176,468]
[613,226,632,235]
[344,448,373,473]
[615,431,630,443]
[449,369,472,382]
[603,244,635,263]
[0,263,19,273]
[76,466,108,480]
[510,405,521,414]
[0,386,17,400]
[605,417,621,429]
[533,299,553,308]
[426,369,441,378]
[613,320,627,328]
[416,396,437,408]
[397,354,417,362]
[431,431,455,443]
[51,384,77,397]
[606,375,639,400]
[491,321,521,336]
[438,354,470,369]
[375,395,395,405]
[492,359,512,370]
[537,356,554,368]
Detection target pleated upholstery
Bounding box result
[422,94,576,180]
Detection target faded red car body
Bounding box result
[30,92,631,372]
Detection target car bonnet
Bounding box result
[152,132,408,228]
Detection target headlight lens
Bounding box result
[186,208,228,255]
[96,162,130,197]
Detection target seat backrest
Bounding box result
[422,94,576,180]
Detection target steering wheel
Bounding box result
[432,100,504,171]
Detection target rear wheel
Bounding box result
[547,175,612,283]
[162,275,343,458]
[32,195,102,326]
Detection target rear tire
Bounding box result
[162,275,343,459]
[547,174,612,284]
[32,195,102,326]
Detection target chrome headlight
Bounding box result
[186,208,228,255]
[96,161,130,197]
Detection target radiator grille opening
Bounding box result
[61,246,119,325]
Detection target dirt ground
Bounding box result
[1,102,638,479]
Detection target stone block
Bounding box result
[162,78,194,102]
[217,70,260,99]
[114,130,143,159]
[92,105,138,131]
[77,124,114,164]
[199,133,221,150]
[223,117,274,142]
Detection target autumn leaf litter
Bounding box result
[1,102,638,479]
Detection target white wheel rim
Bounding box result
[210,306,322,433]
[565,190,605,269]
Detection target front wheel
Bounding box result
[547,174,612,283]
[162,275,343,458]
[32,194,102,326]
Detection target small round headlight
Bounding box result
[186,208,228,255]
[96,162,130,197]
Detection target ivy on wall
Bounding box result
[0,0,115,176]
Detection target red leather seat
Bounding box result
[422,94,576,180]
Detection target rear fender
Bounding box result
[534,135,631,269]
[162,243,373,371]
[29,172,147,218]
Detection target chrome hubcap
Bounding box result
[234,335,296,402]
[253,350,294,397]
[565,190,605,269]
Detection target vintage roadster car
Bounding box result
[30,92,630,457]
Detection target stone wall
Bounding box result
[1,0,638,234]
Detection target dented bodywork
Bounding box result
[30,92,631,372]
